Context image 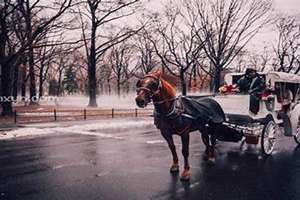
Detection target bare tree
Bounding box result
[274,15,300,73]
[148,6,204,95]
[0,0,74,115]
[76,0,142,107]
[16,0,74,104]
[36,40,57,98]
[133,31,159,76]
[185,0,272,92]
[0,1,21,115]
[109,43,136,96]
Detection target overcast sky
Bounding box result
[252,0,300,52]
[274,0,300,13]
[144,0,300,53]
[146,0,300,13]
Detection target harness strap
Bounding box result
[154,104,174,117]
[153,97,177,105]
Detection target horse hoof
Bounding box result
[180,170,190,182]
[207,158,216,165]
[170,164,179,174]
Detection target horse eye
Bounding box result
[149,82,158,90]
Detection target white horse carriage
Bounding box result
[212,71,300,155]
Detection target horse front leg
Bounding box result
[180,133,190,181]
[161,131,179,174]
[201,133,210,161]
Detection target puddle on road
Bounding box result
[146,140,164,144]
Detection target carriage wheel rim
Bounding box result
[296,121,300,143]
[263,121,276,154]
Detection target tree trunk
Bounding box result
[1,62,13,116]
[20,63,27,101]
[39,79,43,98]
[188,66,197,93]
[25,1,37,105]
[39,63,44,98]
[213,67,221,93]
[0,22,13,115]
[12,64,19,100]
[57,69,63,96]
[28,47,37,104]
[88,12,97,107]
[107,78,111,95]
[125,81,130,94]
[117,76,121,97]
[180,69,187,96]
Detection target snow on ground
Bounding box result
[0,118,154,140]
[37,92,212,109]
[39,94,139,109]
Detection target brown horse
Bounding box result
[135,71,225,181]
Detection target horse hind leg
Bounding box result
[207,136,216,165]
[207,128,217,164]
[201,132,210,161]
[200,130,216,165]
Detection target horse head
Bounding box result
[135,71,162,108]
[135,71,176,108]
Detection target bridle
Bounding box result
[136,74,178,105]
[136,74,162,99]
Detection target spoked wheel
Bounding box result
[294,120,300,145]
[261,118,277,156]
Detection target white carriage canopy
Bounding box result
[266,72,300,85]
[224,71,300,86]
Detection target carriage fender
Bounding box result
[290,104,300,135]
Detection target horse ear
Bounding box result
[152,70,162,78]
[136,79,142,88]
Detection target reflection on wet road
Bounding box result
[0,122,300,200]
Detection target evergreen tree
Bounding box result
[63,66,78,95]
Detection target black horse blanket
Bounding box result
[154,96,225,132]
[179,96,225,124]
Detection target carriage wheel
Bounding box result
[261,118,277,155]
[294,119,300,145]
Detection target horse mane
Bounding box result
[149,70,176,97]
[161,78,176,97]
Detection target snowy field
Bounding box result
[20,92,211,109]
[4,92,213,139]
[0,118,154,140]
[39,93,140,109]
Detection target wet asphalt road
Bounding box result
[0,120,300,200]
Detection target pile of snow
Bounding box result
[0,118,154,140]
